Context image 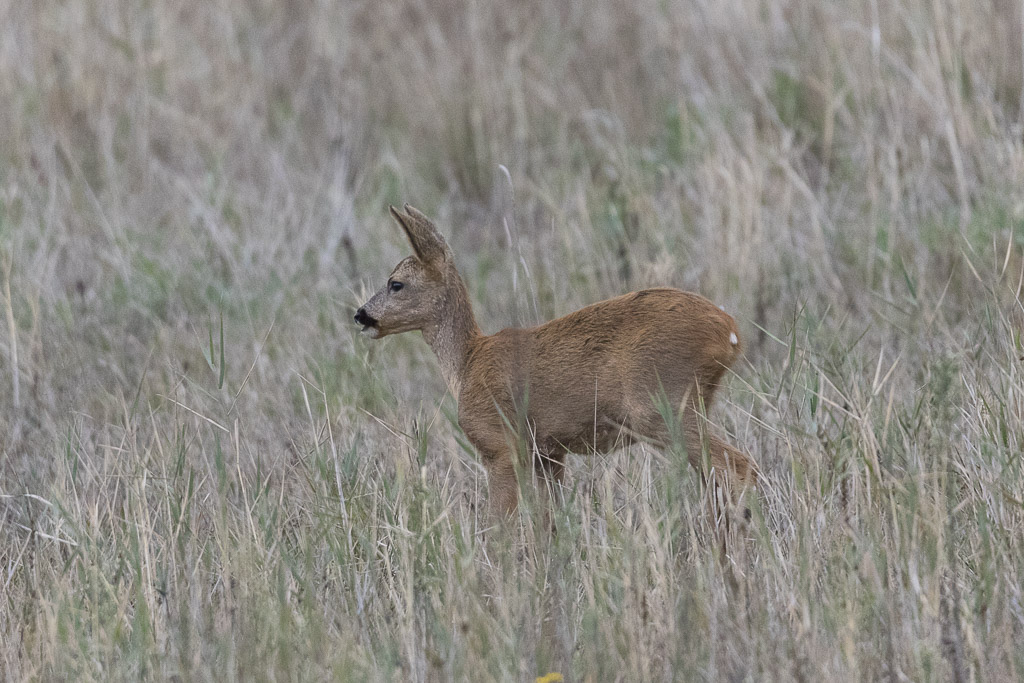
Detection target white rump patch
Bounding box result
[718,305,726,311]
[729,332,739,346]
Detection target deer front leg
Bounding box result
[460,402,524,525]
[533,448,566,536]
[481,449,519,523]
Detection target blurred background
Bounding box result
[1,1,1023,679]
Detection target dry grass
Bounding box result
[1,0,1023,680]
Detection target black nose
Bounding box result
[354,307,377,327]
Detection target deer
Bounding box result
[354,205,758,524]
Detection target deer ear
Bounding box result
[389,204,450,264]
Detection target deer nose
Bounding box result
[354,307,377,327]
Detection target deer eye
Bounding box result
[388,281,404,293]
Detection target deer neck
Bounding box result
[421,276,481,395]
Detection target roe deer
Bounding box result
[355,205,758,521]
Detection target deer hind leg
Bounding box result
[680,408,757,511]
[621,384,756,525]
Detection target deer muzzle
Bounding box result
[354,307,380,336]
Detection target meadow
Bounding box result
[1,0,1023,680]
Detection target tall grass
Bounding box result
[1,0,1023,679]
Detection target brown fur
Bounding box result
[356,205,758,521]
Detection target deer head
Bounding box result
[354,205,460,340]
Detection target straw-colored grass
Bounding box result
[1,0,1023,680]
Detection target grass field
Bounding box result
[2,0,1024,680]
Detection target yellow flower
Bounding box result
[535,674,563,683]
